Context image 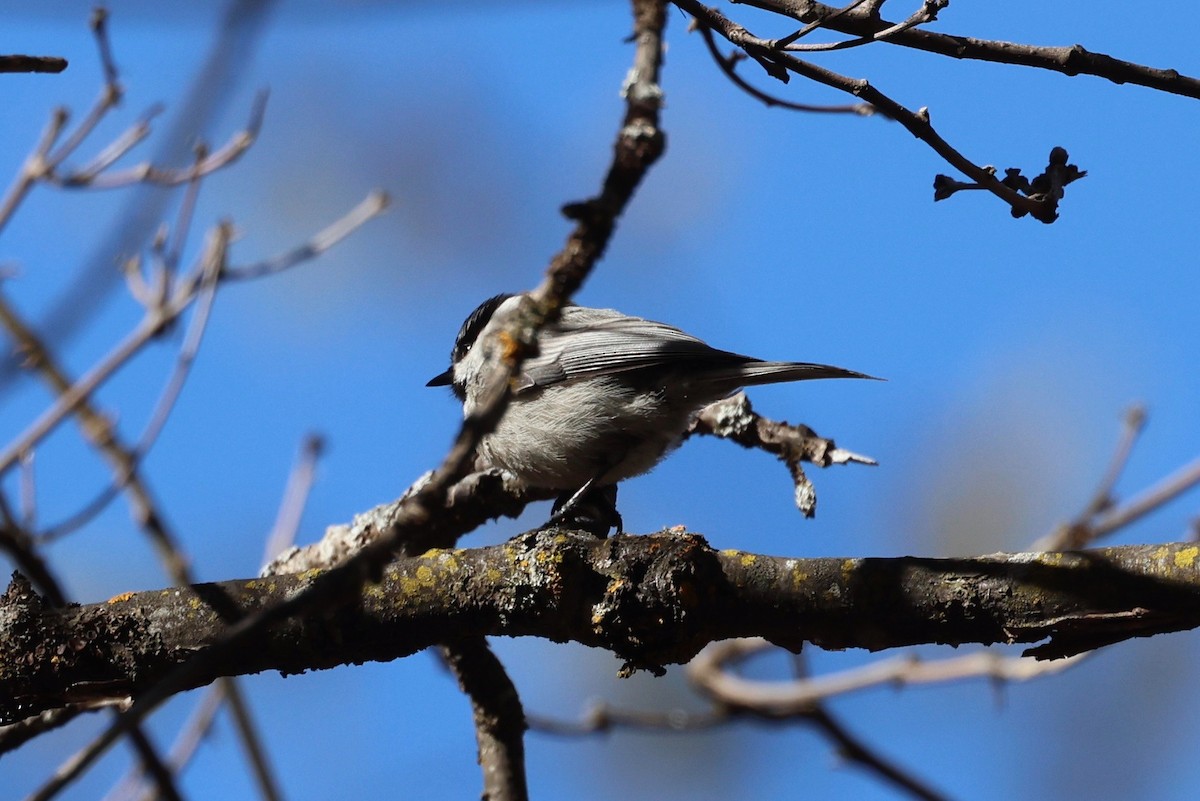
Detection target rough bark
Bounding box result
[4,531,1199,724]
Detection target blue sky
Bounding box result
[2,3,1199,799]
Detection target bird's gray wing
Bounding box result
[516,308,741,391]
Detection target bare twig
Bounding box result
[102,687,225,801]
[738,0,1200,99]
[1,189,385,478]
[1035,405,1149,551]
[677,0,1081,222]
[688,639,1085,714]
[1090,457,1200,541]
[0,0,277,392]
[55,92,268,189]
[779,0,947,53]
[770,0,873,49]
[441,640,529,801]
[687,392,875,517]
[42,10,124,176]
[222,190,391,281]
[0,708,84,756]
[0,108,68,236]
[804,706,948,801]
[0,55,68,74]
[262,434,326,564]
[528,703,725,735]
[697,24,875,115]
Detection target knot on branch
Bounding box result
[580,530,729,676]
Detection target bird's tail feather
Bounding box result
[733,360,880,386]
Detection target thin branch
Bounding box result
[55,91,268,189]
[0,493,66,606]
[1092,457,1200,540]
[0,55,68,74]
[1035,405,1149,551]
[677,0,1081,222]
[221,190,391,281]
[687,639,1085,714]
[102,687,224,801]
[120,727,184,801]
[528,704,726,736]
[778,0,947,53]
[42,9,124,175]
[739,0,1200,100]
[770,0,873,49]
[262,434,326,565]
[697,24,875,115]
[0,108,68,237]
[0,708,84,756]
[804,706,948,801]
[441,639,529,801]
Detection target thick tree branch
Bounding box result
[5,534,1200,725]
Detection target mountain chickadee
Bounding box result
[428,293,873,528]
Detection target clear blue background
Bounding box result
[2,2,1198,799]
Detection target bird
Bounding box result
[428,293,873,532]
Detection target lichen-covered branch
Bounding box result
[5,533,1200,725]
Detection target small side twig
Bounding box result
[687,391,875,517]
[1035,405,1148,551]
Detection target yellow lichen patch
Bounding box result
[720,549,742,558]
[1174,546,1199,569]
[790,565,809,588]
[740,553,757,567]
[416,565,436,586]
[400,575,421,596]
[244,580,259,590]
[107,591,135,604]
[535,548,563,566]
[1151,545,1172,564]
[486,568,502,583]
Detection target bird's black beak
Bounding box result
[426,368,454,387]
